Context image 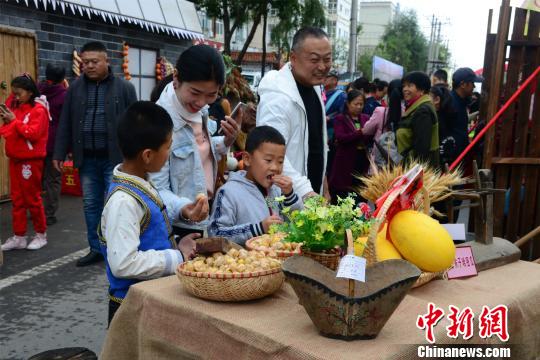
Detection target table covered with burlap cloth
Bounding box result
[101,261,540,359]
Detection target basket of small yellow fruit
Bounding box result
[176,248,284,302]
[245,233,302,258]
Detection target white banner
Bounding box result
[372,56,404,82]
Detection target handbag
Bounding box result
[371,108,402,167]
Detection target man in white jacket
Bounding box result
[257,27,332,200]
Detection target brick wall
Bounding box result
[0,2,191,81]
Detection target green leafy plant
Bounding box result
[271,196,373,253]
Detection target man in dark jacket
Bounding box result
[39,64,67,227]
[397,71,440,168]
[53,41,137,266]
[450,67,484,159]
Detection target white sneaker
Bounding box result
[1,235,28,251]
[26,233,47,250]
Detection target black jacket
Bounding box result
[53,71,137,167]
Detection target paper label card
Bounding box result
[336,255,366,282]
[447,246,478,279]
[442,224,467,241]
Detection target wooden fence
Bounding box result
[0,25,38,200]
[481,2,540,259]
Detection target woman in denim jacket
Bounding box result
[151,45,240,238]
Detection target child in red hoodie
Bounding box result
[0,74,50,250]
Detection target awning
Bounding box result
[6,0,203,40]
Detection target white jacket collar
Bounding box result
[257,62,323,109]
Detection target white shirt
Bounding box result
[257,63,328,198]
[101,165,183,280]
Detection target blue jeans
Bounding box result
[79,157,114,253]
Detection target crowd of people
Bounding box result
[0,26,484,324]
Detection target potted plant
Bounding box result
[272,196,372,270]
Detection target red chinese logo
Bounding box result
[417,304,509,343]
[479,305,509,341]
[416,303,445,343]
[446,305,474,340]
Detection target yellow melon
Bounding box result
[354,224,403,261]
[389,210,455,272]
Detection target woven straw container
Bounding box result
[301,250,340,270]
[176,263,284,302]
[282,230,421,340]
[245,236,302,259]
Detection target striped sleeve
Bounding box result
[282,190,299,207]
[208,189,262,246]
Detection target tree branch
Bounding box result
[235,6,264,65]
[223,0,231,54]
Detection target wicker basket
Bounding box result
[176,263,284,302]
[282,230,421,339]
[245,237,301,259]
[302,250,340,270]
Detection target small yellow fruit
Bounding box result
[389,210,455,272]
[354,225,403,261]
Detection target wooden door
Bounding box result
[0,26,38,200]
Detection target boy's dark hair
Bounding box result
[81,41,107,54]
[117,101,173,160]
[432,69,448,83]
[11,74,40,106]
[245,126,286,153]
[176,45,225,86]
[45,63,66,84]
[402,71,431,93]
[291,27,328,52]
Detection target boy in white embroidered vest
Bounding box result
[209,126,303,245]
[100,101,199,325]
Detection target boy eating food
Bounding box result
[209,126,302,244]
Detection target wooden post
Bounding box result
[483,0,512,169]
[476,169,494,245]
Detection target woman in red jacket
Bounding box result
[0,74,49,251]
[328,89,370,204]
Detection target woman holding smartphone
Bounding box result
[0,74,49,251]
[151,45,241,238]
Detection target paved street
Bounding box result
[0,195,108,359]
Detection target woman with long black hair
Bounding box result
[151,45,240,238]
[430,84,457,167]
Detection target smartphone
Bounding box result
[230,102,245,119]
[218,102,244,134]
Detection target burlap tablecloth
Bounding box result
[101,261,540,360]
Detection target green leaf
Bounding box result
[279,195,373,251]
